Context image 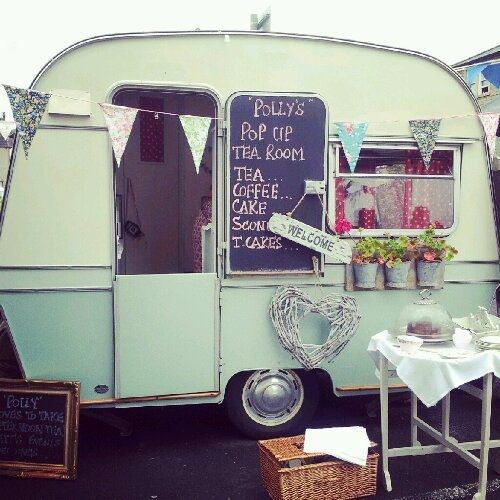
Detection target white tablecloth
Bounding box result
[367,330,500,407]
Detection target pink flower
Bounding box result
[334,218,352,234]
[433,220,444,229]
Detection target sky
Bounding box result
[1,0,499,120]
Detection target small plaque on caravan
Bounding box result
[48,90,91,116]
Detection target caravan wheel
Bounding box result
[225,369,319,439]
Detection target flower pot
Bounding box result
[353,263,378,289]
[416,260,444,287]
[385,261,411,288]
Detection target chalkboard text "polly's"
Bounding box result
[4,395,43,411]
[253,99,305,118]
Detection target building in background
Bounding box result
[453,46,499,170]
[453,45,500,109]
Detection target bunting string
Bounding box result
[2,86,499,124]
[1,83,498,165]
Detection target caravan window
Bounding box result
[332,145,457,234]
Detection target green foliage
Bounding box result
[416,226,458,262]
[380,235,417,268]
[350,226,458,265]
[352,236,382,264]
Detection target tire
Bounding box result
[224,369,319,439]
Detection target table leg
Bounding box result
[442,392,450,440]
[473,372,493,500]
[411,392,419,446]
[379,354,392,492]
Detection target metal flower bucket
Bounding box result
[353,263,378,289]
[385,261,411,288]
[416,260,444,287]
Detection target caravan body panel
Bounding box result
[0,32,497,404]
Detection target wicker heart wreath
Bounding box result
[269,286,361,370]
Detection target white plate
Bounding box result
[418,347,474,359]
[438,350,475,359]
[421,338,453,343]
[476,341,500,346]
[477,345,500,351]
[479,335,500,345]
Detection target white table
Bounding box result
[368,331,500,500]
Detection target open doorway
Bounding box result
[113,88,217,275]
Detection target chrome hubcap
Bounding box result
[242,370,304,426]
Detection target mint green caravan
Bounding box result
[0,31,498,438]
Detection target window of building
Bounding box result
[480,80,490,96]
[331,144,458,235]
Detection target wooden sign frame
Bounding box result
[0,379,80,480]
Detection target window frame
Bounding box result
[110,84,220,277]
[480,80,490,97]
[328,139,461,237]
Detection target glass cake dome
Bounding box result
[392,289,455,342]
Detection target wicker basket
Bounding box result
[258,435,378,500]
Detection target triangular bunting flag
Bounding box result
[99,103,139,167]
[482,63,500,88]
[0,121,16,141]
[3,85,51,158]
[479,113,500,157]
[179,115,212,174]
[335,122,368,173]
[409,119,441,169]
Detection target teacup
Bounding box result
[452,329,472,349]
[397,335,423,354]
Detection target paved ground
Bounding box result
[0,390,499,499]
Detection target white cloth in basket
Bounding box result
[303,426,370,466]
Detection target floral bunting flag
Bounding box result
[0,121,16,141]
[3,85,51,158]
[409,119,441,169]
[179,115,212,174]
[479,113,500,157]
[99,103,139,167]
[335,122,368,173]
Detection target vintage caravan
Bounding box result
[0,31,498,438]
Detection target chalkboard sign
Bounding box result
[0,379,80,480]
[227,93,327,273]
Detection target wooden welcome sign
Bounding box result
[269,213,352,264]
[0,379,80,480]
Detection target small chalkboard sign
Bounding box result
[227,93,327,274]
[0,379,80,480]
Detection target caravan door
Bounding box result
[112,88,219,399]
[114,274,218,398]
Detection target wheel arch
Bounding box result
[221,367,324,401]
